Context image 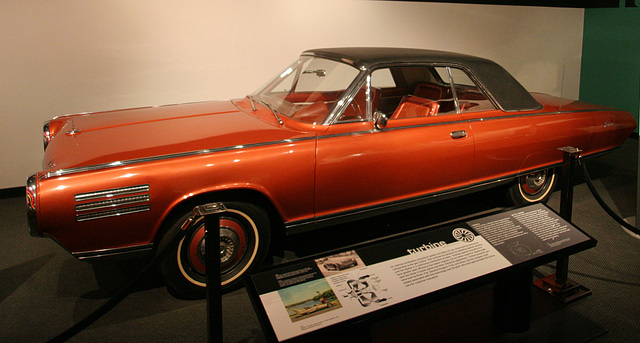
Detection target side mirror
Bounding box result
[375,113,388,130]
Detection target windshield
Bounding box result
[252,56,360,124]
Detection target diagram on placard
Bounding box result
[341,269,390,307]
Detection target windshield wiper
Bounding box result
[247,95,257,111]
[248,95,283,125]
[262,101,284,125]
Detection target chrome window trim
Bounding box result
[365,74,372,119]
[323,68,369,125]
[445,66,461,114]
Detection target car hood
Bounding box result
[43,100,307,171]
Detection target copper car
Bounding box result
[26,48,636,298]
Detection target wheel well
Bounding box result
[153,189,285,255]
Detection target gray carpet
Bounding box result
[1,138,638,342]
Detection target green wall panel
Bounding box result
[580,6,639,128]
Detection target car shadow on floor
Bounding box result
[56,255,163,301]
[0,253,56,303]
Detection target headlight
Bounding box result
[43,121,51,151]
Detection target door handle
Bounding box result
[450,130,467,139]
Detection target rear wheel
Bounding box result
[508,168,557,206]
[158,201,270,299]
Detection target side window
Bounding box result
[371,68,395,88]
[371,66,449,119]
[370,66,495,120]
[434,67,495,113]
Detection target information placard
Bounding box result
[248,203,594,342]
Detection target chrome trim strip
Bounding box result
[75,194,150,212]
[51,100,216,120]
[39,108,607,181]
[466,108,605,123]
[73,243,154,260]
[75,184,150,202]
[41,137,316,180]
[76,205,151,222]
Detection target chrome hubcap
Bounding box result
[195,227,241,266]
[525,172,546,192]
[219,228,240,265]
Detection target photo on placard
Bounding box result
[314,250,365,276]
[278,278,343,323]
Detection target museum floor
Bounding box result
[1,137,639,343]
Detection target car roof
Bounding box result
[303,47,542,112]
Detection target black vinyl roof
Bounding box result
[303,47,542,112]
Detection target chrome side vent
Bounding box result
[76,205,151,222]
[75,194,150,212]
[75,184,150,222]
[75,184,150,202]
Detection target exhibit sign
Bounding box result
[247,203,594,342]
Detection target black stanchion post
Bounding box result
[196,203,227,343]
[533,147,591,303]
[559,146,579,220]
[556,146,580,288]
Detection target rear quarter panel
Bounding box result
[463,105,635,184]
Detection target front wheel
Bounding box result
[158,201,270,299]
[508,168,557,206]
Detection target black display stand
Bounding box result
[370,282,607,343]
[192,202,227,343]
[534,147,592,303]
[246,203,598,343]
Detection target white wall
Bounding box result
[0,0,584,189]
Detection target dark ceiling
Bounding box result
[388,0,636,8]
